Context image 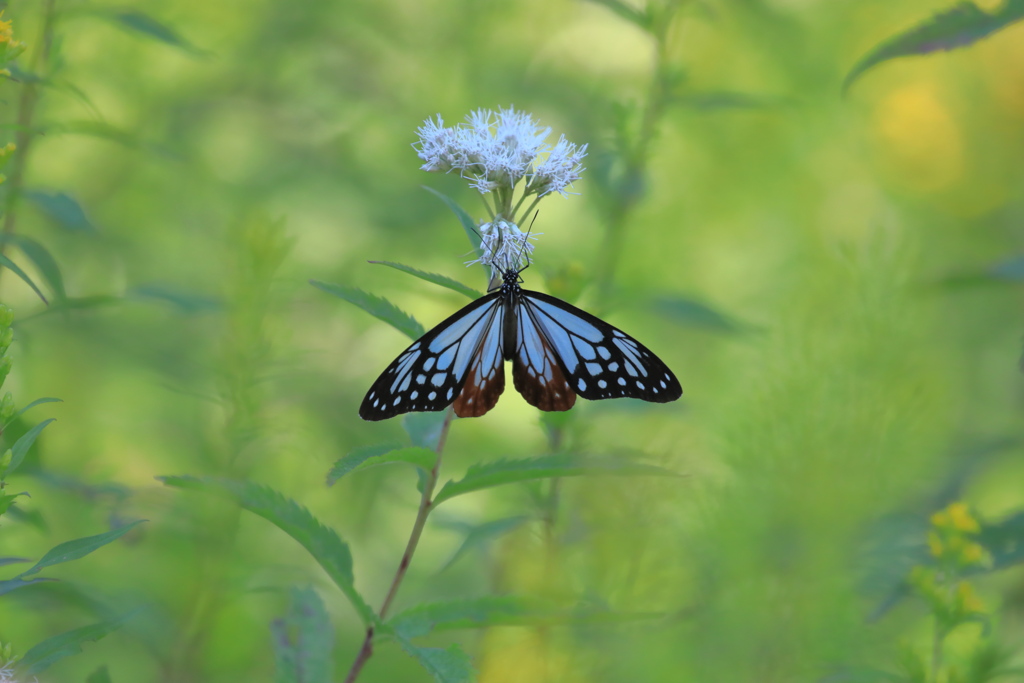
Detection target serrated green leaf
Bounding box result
[310,279,423,340]
[403,412,448,449]
[21,612,134,674]
[388,596,557,639]
[18,520,145,578]
[159,476,375,624]
[4,397,62,429]
[272,586,334,683]
[0,491,28,515]
[327,445,435,486]
[844,0,1024,91]
[434,454,680,506]
[7,418,56,476]
[651,295,747,334]
[421,186,482,263]
[0,235,66,300]
[0,577,54,596]
[86,664,113,683]
[23,190,98,233]
[395,636,474,683]
[369,261,481,300]
[0,253,49,305]
[439,516,529,572]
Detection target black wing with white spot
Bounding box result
[518,290,682,405]
[359,292,504,421]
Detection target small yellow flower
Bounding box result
[0,12,12,43]
[947,502,981,533]
[928,531,944,558]
[955,581,984,614]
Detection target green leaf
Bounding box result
[0,235,66,300]
[651,295,747,334]
[86,664,113,683]
[433,454,680,506]
[271,586,334,683]
[421,186,482,263]
[7,418,56,476]
[584,0,652,30]
[327,445,435,486]
[843,0,1024,91]
[159,476,375,624]
[369,261,481,300]
[18,520,145,578]
[0,577,54,596]
[129,284,221,313]
[309,279,423,340]
[388,596,558,639]
[23,190,98,233]
[0,253,49,305]
[0,491,28,515]
[20,612,134,675]
[5,397,62,429]
[107,10,201,54]
[51,120,144,150]
[439,516,529,572]
[395,636,474,683]
[673,91,787,111]
[0,556,31,567]
[17,296,121,325]
[402,412,448,449]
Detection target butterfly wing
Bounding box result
[517,290,682,406]
[512,296,577,412]
[360,292,506,421]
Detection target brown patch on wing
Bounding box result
[453,364,506,417]
[512,334,576,412]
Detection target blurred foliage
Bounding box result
[0,0,1022,681]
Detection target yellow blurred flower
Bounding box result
[928,531,944,558]
[955,581,984,615]
[948,502,980,533]
[931,502,980,534]
[0,12,13,43]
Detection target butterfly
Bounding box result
[359,266,682,420]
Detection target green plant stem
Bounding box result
[343,407,455,683]
[931,619,944,683]
[594,9,675,304]
[0,0,57,284]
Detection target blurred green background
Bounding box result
[2,0,1024,681]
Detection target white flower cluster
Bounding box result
[415,107,587,197]
[469,219,538,275]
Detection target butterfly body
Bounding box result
[359,268,682,421]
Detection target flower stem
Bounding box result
[343,407,455,683]
[516,196,543,230]
[0,0,58,289]
[594,6,677,304]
